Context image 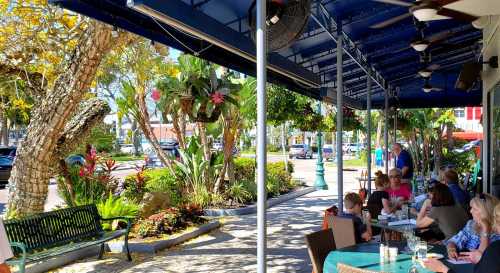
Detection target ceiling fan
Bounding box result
[422,78,443,92]
[417,63,440,78]
[370,0,479,29]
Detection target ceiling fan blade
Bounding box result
[427,64,440,70]
[433,87,444,91]
[372,0,413,7]
[437,8,478,22]
[435,0,461,6]
[370,13,412,29]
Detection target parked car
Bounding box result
[323,146,334,161]
[65,154,85,166]
[0,156,13,187]
[145,144,180,168]
[289,144,313,159]
[343,143,365,154]
[0,146,16,157]
[119,144,135,154]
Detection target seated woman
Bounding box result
[416,183,469,240]
[424,202,500,273]
[367,171,392,219]
[386,168,412,207]
[446,193,500,258]
[341,192,372,243]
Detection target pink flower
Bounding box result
[151,89,161,102]
[210,92,225,105]
[79,168,85,177]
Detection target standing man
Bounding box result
[392,143,413,184]
[375,145,384,169]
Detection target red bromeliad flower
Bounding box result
[210,91,225,105]
[151,88,161,102]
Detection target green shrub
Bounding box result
[226,182,253,205]
[241,179,257,200]
[97,194,138,230]
[267,162,293,194]
[234,157,256,181]
[122,167,183,206]
[267,144,281,152]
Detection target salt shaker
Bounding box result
[379,244,386,262]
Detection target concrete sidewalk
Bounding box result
[55,190,339,273]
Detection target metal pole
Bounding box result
[384,89,389,174]
[393,108,397,167]
[482,88,489,193]
[366,72,372,196]
[336,23,344,213]
[315,101,327,190]
[256,1,267,272]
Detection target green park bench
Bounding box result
[4,204,133,273]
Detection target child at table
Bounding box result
[367,171,392,219]
[341,192,372,243]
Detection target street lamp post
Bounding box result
[315,101,328,190]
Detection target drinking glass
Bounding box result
[362,209,370,224]
[416,241,427,261]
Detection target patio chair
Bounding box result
[305,229,336,273]
[321,206,338,230]
[337,263,387,273]
[329,216,356,248]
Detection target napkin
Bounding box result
[446,259,471,265]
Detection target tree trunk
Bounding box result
[168,111,185,150]
[0,113,8,146]
[7,22,118,217]
[136,91,175,173]
[131,120,141,156]
[376,118,382,148]
[281,123,288,172]
[197,122,211,162]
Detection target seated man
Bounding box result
[443,169,470,207]
[341,192,372,243]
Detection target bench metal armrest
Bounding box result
[8,241,26,262]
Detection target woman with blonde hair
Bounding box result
[425,201,500,273]
[446,193,500,259]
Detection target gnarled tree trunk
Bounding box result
[7,22,118,217]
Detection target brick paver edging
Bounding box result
[204,187,316,217]
[107,220,221,253]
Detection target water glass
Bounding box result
[362,209,370,224]
[416,241,427,261]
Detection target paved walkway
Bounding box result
[55,190,338,273]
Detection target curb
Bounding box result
[107,220,221,253]
[204,187,316,217]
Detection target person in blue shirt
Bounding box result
[443,169,470,207]
[375,146,384,168]
[392,143,413,183]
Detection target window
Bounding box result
[454,108,465,118]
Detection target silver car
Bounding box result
[289,144,313,159]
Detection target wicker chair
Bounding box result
[337,263,387,273]
[305,229,336,273]
[329,216,356,248]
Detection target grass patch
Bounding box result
[325,158,366,167]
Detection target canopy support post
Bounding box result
[384,89,389,174]
[336,22,344,213]
[256,0,267,272]
[366,71,372,196]
[393,107,397,167]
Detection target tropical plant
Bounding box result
[226,182,252,205]
[57,147,118,207]
[292,104,325,132]
[97,194,139,230]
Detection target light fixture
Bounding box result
[411,39,429,52]
[418,68,432,78]
[111,26,119,38]
[423,82,433,93]
[412,7,438,22]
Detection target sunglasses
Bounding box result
[389,175,401,179]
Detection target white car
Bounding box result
[120,144,135,154]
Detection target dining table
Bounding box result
[323,242,474,273]
[371,219,418,234]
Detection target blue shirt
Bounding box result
[448,183,470,205]
[396,150,413,179]
[340,213,367,244]
[375,148,383,161]
[446,220,500,251]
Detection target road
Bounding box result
[0,155,370,214]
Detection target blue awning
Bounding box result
[50,0,483,109]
